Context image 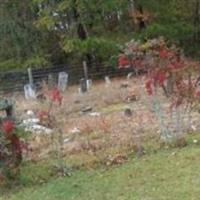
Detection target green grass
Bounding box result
[2,144,200,200]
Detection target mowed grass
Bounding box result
[2,144,200,200]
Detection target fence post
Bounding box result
[83,61,88,81]
[28,67,34,87]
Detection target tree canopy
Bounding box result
[0,0,200,70]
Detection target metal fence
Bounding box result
[0,64,134,94]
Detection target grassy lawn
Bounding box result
[2,144,200,200]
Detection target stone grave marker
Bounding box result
[105,76,111,86]
[79,78,87,93]
[58,72,68,92]
[127,72,134,80]
[48,74,55,88]
[86,79,92,90]
[24,84,36,100]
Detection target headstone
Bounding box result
[0,99,14,118]
[105,76,111,86]
[80,78,87,93]
[86,79,92,89]
[127,72,134,80]
[24,84,36,100]
[48,74,55,88]
[58,72,68,92]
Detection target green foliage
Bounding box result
[63,37,120,64]
[137,22,194,42]
[1,0,200,69]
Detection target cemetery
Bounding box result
[1,0,200,199]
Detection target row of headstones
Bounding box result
[79,76,112,93]
[24,71,69,100]
[24,70,112,100]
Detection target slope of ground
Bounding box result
[2,145,200,200]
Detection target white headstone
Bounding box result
[86,79,92,89]
[24,84,36,100]
[58,72,68,92]
[105,76,111,86]
[127,72,134,80]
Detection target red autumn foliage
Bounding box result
[159,48,168,59]
[118,55,130,68]
[119,37,200,108]
[51,88,62,105]
[152,71,166,86]
[145,80,153,95]
[37,110,50,121]
[0,120,24,181]
[1,120,14,136]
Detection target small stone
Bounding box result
[120,83,129,88]
[127,72,134,80]
[81,106,93,113]
[89,112,101,117]
[27,110,34,116]
[124,107,133,117]
[63,138,71,143]
[193,139,198,144]
[23,118,40,125]
[70,127,81,134]
[191,125,197,131]
[74,100,81,104]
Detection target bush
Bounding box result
[0,120,23,184]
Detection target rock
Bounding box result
[126,94,138,102]
[193,139,198,144]
[81,106,93,113]
[23,118,40,125]
[63,138,71,144]
[69,127,81,134]
[120,83,129,88]
[127,72,134,80]
[27,110,35,116]
[124,108,133,117]
[25,124,52,134]
[89,112,101,117]
[74,100,81,104]
[191,125,197,131]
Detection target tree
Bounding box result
[0,0,44,69]
[33,0,132,67]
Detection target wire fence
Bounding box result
[0,64,135,94]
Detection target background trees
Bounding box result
[0,0,200,69]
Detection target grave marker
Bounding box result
[105,76,111,86]
[24,84,36,100]
[58,72,68,92]
[79,78,87,93]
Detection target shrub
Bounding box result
[118,37,200,143]
[0,120,23,184]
